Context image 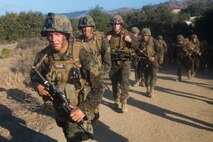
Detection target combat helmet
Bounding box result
[131,27,140,34]
[141,28,151,36]
[191,34,198,39]
[177,34,184,41]
[78,15,95,29]
[110,15,124,25]
[158,35,163,40]
[40,13,73,38]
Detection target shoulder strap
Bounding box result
[72,40,83,61]
[119,29,128,50]
[34,47,51,69]
[94,31,104,54]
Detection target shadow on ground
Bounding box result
[0,104,57,142]
[155,86,213,105]
[127,97,213,131]
[92,120,128,142]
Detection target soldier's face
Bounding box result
[112,23,121,34]
[82,26,93,39]
[142,35,149,42]
[47,32,66,52]
[192,38,197,43]
[177,40,184,45]
[133,33,139,38]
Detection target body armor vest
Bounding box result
[36,45,85,106]
[108,29,128,52]
[76,32,103,65]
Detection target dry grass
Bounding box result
[0,39,55,141]
[15,38,48,84]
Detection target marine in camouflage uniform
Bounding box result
[157,35,168,67]
[200,40,211,72]
[130,27,144,87]
[105,15,134,112]
[174,34,193,81]
[76,15,111,123]
[30,13,104,142]
[188,34,201,77]
[77,15,111,74]
[133,28,162,98]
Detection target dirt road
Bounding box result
[32,68,213,142]
[0,44,212,142]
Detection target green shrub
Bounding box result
[0,48,13,58]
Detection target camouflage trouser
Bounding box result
[177,57,193,78]
[55,113,93,142]
[176,58,184,78]
[143,61,158,88]
[191,56,200,76]
[132,56,140,81]
[109,60,130,103]
[137,59,146,81]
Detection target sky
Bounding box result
[0,0,170,15]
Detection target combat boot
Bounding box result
[113,99,121,109]
[121,102,128,113]
[187,74,192,80]
[149,87,154,98]
[192,72,196,77]
[176,76,182,82]
[139,80,144,87]
[187,70,192,80]
[146,86,150,96]
[133,80,139,87]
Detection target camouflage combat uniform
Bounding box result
[158,35,168,65]
[200,40,210,71]
[175,35,193,81]
[106,15,134,112]
[133,28,162,97]
[130,27,144,87]
[188,34,201,77]
[30,13,104,142]
[76,15,111,125]
[77,16,111,74]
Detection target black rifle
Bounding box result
[135,47,161,69]
[32,68,93,140]
[111,50,132,61]
[135,47,151,60]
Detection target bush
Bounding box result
[0,48,13,58]
[15,38,48,83]
[0,11,44,41]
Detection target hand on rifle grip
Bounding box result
[37,84,53,101]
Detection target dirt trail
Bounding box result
[33,68,213,142]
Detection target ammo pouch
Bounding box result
[46,59,85,113]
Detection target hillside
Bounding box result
[60,0,213,19]
[62,7,139,19]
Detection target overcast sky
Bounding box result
[0,0,170,15]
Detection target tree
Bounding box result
[71,18,80,37]
[180,3,206,16]
[124,4,190,41]
[194,6,213,45]
[88,5,110,33]
[0,11,44,41]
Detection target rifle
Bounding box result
[111,50,132,61]
[135,47,161,69]
[135,47,149,59]
[32,67,93,140]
